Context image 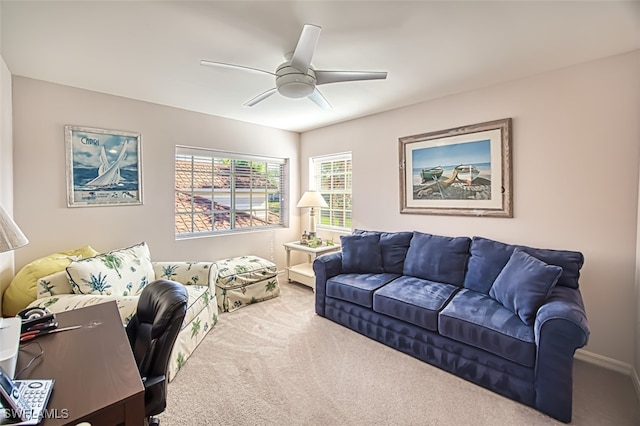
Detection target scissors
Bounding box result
[20,325,82,342]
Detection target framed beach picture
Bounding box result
[399,118,512,217]
[65,125,143,207]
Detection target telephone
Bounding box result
[0,364,33,422]
[0,364,54,424]
[15,308,57,334]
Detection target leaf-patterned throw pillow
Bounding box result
[37,270,73,298]
[67,242,154,296]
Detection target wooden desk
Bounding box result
[16,301,144,426]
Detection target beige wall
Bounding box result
[11,77,301,271]
[302,50,640,366]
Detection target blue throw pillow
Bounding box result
[340,234,384,274]
[489,249,563,325]
[402,231,471,286]
[354,230,413,274]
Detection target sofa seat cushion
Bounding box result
[439,288,536,368]
[28,283,213,328]
[326,273,399,308]
[26,294,141,325]
[373,276,459,331]
[27,284,219,383]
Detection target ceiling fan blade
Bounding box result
[244,88,278,107]
[308,88,332,110]
[290,24,321,73]
[315,70,388,85]
[200,60,275,76]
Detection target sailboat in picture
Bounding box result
[84,141,128,188]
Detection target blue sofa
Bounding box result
[313,230,589,423]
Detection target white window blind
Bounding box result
[175,146,289,237]
[311,152,352,230]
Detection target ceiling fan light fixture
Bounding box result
[276,66,315,98]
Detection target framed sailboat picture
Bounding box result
[399,118,512,217]
[64,125,143,207]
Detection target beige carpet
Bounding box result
[159,282,639,425]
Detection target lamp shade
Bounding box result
[296,190,328,208]
[0,206,28,253]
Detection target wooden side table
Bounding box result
[283,241,341,290]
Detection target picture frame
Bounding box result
[399,118,512,217]
[65,125,143,207]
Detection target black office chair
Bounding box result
[126,279,188,426]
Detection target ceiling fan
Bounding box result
[200,24,388,110]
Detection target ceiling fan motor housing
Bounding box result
[276,64,316,98]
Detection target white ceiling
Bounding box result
[1,1,639,133]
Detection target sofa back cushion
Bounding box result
[402,231,471,286]
[489,249,562,325]
[464,237,515,294]
[67,242,154,296]
[353,230,413,274]
[464,236,584,294]
[340,234,384,274]
[516,246,583,289]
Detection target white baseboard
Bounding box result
[575,349,640,403]
[632,367,640,405]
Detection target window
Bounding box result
[175,146,288,237]
[311,153,352,230]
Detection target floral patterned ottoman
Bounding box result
[215,255,280,312]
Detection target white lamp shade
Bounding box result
[0,206,28,253]
[296,190,328,208]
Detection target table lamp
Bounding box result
[0,205,28,253]
[296,190,328,238]
[0,205,28,378]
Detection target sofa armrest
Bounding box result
[533,286,590,423]
[313,252,343,317]
[153,262,218,294]
[535,286,589,345]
